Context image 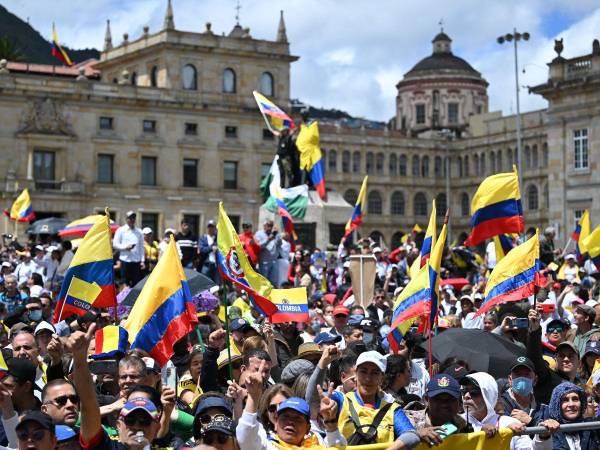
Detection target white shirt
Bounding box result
[113,225,145,262]
[14,260,39,285]
[407,359,429,398]
[486,241,497,269]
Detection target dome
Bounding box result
[405,53,480,77]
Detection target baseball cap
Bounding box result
[16,411,55,434]
[55,425,77,443]
[565,254,576,261]
[576,304,596,320]
[195,395,233,417]
[7,358,36,384]
[242,222,252,228]
[34,245,44,252]
[332,305,350,316]
[142,227,152,235]
[230,318,252,332]
[1,262,11,269]
[314,332,342,345]
[348,314,365,326]
[120,397,159,420]
[459,295,473,304]
[571,298,585,306]
[584,341,600,357]
[546,318,569,330]
[443,363,469,381]
[207,220,216,227]
[556,341,579,356]
[356,350,387,373]
[510,356,535,373]
[426,374,460,399]
[143,357,161,374]
[125,210,136,218]
[34,321,55,336]
[373,247,382,253]
[165,228,176,235]
[201,414,235,436]
[277,397,310,417]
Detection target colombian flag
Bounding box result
[124,237,198,366]
[217,203,278,317]
[53,213,116,323]
[494,234,517,263]
[428,220,447,328]
[4,189,35,222]
[270,288,309,323]
[572,210,591,259]
[92,326,129,359]
[253,91,295,134]
[51,24,73,67]
[58,214,119,238]
[464,168,524,247]
[476,230,540,317]
[296,122,326,199]
[343,176,368,239]
[582,225,600,271]
[420,200,437,267]
[0,350,7,380]
[269,156,298,251]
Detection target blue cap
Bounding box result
[426,374,461,399]
[55,425,77,443]
[277,397,310,417]
[195,396,233,417]
[230,318,252,332]
[585,340,600,357]
[348,314,365,326]
[314,332,342,345]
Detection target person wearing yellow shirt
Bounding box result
[229,318,259,354]
[142,227,159,273]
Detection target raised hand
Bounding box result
[208,328,226,351]
[46,334,64,366]
[317,382,338,431]
[318,345,340,369]
[67,323,96,362]
[245,359,266,402]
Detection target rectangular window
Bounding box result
[183,158,198,187]
[141,156,157,186]
[33,150,56,189]
[262,129,274,140]
[415,104,426,124]
[97,154,114,184]
[229,215,241,232]
[141,213,159,236]
[574,128,588,169]
[184,122,198,136]
[143,120,156,133]
[225,126,238,138]
[99,116,113,130]
[224,161,238,189]
[182,214,199,237]
[448,103,459,124]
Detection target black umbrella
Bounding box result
[26,217,69,235]
[122,269,217,307]
[419,328,525,379]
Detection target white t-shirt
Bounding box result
[485,241,497,269]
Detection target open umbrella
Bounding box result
[58,214,119,238]
[26,217,69,235]
[419,328,525,379]
[122,269,217,307]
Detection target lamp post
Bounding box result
[497,29,529,193]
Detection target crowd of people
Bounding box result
[0,216,598,450]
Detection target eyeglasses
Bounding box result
[121,414,153,427]
[202,433,230,445]
[45,394,80,407]
[461,388,482,398]
[17,429,47,442]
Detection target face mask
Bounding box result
[29,309,42,322]
[512,377,534,396]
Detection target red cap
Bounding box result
[552,282,561,290]
[332,305,350,316]
[323,293,337,305]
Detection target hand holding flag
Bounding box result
[4,189,34,222]
[343,176,368,239]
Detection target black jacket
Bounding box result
[552,423,600,450]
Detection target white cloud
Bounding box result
[5,0,600,120]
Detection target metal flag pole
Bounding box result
[222,282,233,381]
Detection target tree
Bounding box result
[0,37,23,61]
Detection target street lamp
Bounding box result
[497,29,529,193]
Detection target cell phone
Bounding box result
[508,318,529,329]
[437,423,458,439]
[89,360,118,375]
[540,303,556,313]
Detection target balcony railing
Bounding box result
[566,56,592,78]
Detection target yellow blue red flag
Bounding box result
[476,229,540,317]
[51,23,73,66]
[217,203,278,317]
[0,350,7,380]
[572,210,591,259]
[343,176,368,239]
[464,168,524,247]
[92,325,129,359]
[428,220,447,328]
[269,288,309,323]
[4,189,35,222]
[494,234,517,263]
[53,212,115,323]
[253,91,295,134]
[420,200,437,267]
[124,237,198,366]
[296,122,326,199]
[582,225,600,271]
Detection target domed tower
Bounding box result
[396,30,488,137]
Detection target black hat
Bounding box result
[509,356,535,373]
[16,410,55,434]
[201,414,235,437]
[7,358,36,384]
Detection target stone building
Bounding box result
[0,3,596,248]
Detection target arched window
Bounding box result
[391,232,404,249]
[389,154,397,176]
[414,192,427,216]
[182,64,197,90]
[260,71,274,96]
[480,153,486,174]
[131,72,137,86]
[367,191,382,215]
[376,153,384,174]
[328,149,337,173]
[399,155,407,176]
[524,146,531,169]
[412,155,420,176]
[527,184,538,210]
[460,192,470,216]
[490,151,496,173]
[421,155,429,177]
[390,191,405,215]
[542,143,549,167]
[150,65,158,87]
[342,151,350,173]
[223,68,236,93]
[366,152,374,174]
[344,189,358,205]
[352,151,361,173]
[436,193,447,216]
[473,154,479,174]
[464,155,469,176]
[457,156,463,177]
[496,150,502,172]
[434,156,442,177]
[532,144,538,169]
[543,184,549,208]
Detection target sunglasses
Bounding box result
[121,415,153,427]
[17,429,47,442]
[47,395,80,407]
[547,327,565,334]
[202,433,230,445]
[268,404,279,414]
[461,388,482,398]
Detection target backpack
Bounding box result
[346,398,393,445]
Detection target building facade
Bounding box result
[0,3,596,248]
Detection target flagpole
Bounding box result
[57,277,74,323]
[560,238,573,258]
[222,282,233,381]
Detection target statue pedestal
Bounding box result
[259,189,352,249]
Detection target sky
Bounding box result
[5,0,600,121]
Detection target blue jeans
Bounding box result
[259,260,279,287]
